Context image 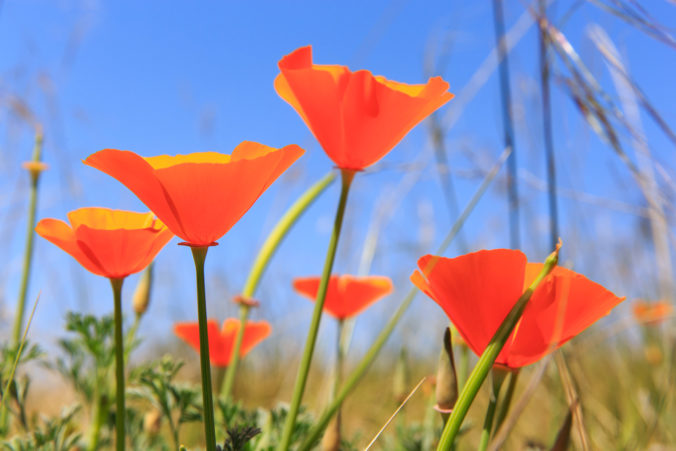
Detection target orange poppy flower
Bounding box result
[174,318,271,367]
[83,142,304,246]
[293,275,393,320]
[275,46,454,170]
[633,300,672,325]
[411,249,625,368]
[35,207,173,279]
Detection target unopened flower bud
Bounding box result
[133,264,153,316]
[434,327,458,419]
[321,415,341,451]
[143,408,162,436]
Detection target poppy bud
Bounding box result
[393,348,409,404]
[434,327,458,420]
[143,408,162,437]
[133,264,153,316]
[320,415,341,451]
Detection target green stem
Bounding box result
[333,319,345,441]
[478,371,506,451]
[277,169,355,451]
[220,304,249,398]
[458,345,470,391]
[87,383,108,451]
[12,131,44,345]
[297,147,511,451]
[435,247,560,451]
[191,246,217,451]
[221,171,336,401]
[111,277,126,451]
[492,369,519,436]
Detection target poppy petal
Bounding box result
[174,320,231,367]
[411,250,527,361]
[221,318,272,359]
[293,275,393,319]
[149,143,303,245]
[35,218,105,276]
[83,149,187,239]
[74,224,173,279]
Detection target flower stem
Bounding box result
[435,244,560,451]
[191,246,217,451]
[277,169,355,451]
[297,147,511,451]
[12,131,44,345]
[478,370,506,451]
[492,369,519,436]
[219,303,248,398]
[110,277,126,451]
[221,171,336,401]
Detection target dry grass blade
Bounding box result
[364,377,427,450]
[586,0,676,49]
[487,355,553,451]
[555,353,590,451]
[550,401,576,451]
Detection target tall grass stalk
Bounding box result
[538,0,560,251]
[12,130,44,345]
[493,0,520,249]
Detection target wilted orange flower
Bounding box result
[275,46,454,170]
[293,275,393,320]
[633,300,672,325]
[84,142,304,246]
[174,318,271,367]
[36,207,173,279]
[411,249,625,368]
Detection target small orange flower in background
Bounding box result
[174,318,271,367]
[275,45,454,170]
[633,299,673,325]
[84,142,304,247]
[411,249,625,368]
[293,275,393,320]
[36,207,173,279]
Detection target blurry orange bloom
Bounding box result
[84,142,304,247]
[633,300,672,325]
[174,318,271,367]
[36,207,173,279]
[293,275,393,320]
[411,249,625,368]
[275,46,454,170]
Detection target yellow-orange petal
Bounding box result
[36,208,173,279]
[85,143,304,246]
[293,275,393,319]
[84,149,186,238]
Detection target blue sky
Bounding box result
[1,1,675,360]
